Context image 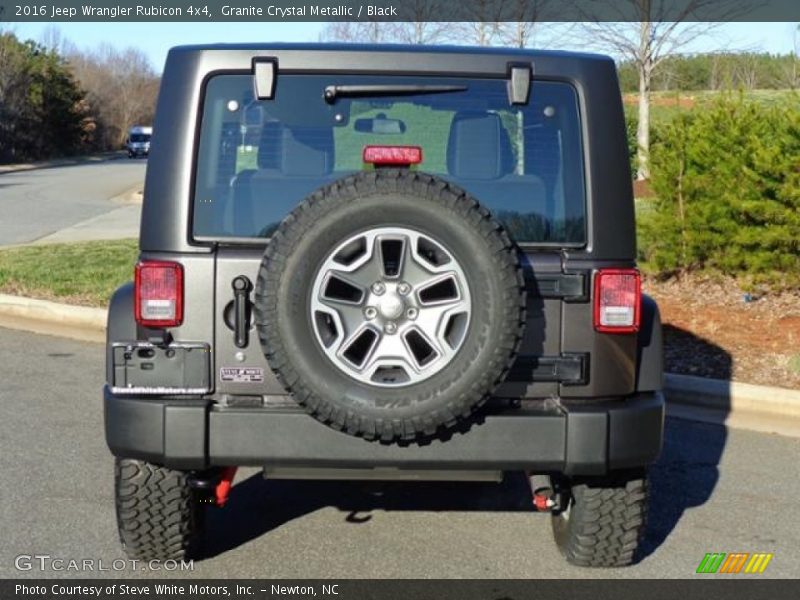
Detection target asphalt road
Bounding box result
[0,160,145,246]
[1,327,798,579]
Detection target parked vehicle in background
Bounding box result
[104,44,664,568]
[126,126,152,158]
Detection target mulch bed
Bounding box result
[643,275,800,389]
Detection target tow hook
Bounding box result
[188,467,238,507]
[528,473,557,512]
[215,466,238,507]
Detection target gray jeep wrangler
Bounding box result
[104,43,664,568]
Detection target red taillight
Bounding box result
[363,145,423,166]
[134,260,183,328]
[593,269,641,333]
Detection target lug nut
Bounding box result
[364,307,377,320]
[397,282,411,295]
[371,282,386,295]
[384,322,397,334]
[406,308,418,320]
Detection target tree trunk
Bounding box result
[636,22,652,181]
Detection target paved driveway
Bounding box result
[0,327,798,579]
[0,160,145,246]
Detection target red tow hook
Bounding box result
[533,493,555,512]
[528,473,556,512]
[215,466,238,507]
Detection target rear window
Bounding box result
[192,74,585,244]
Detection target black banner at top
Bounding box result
[1,0,799,22]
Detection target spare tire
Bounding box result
[254,170,525,443]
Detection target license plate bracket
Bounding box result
[111,341,210,394]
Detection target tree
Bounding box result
[0,32,88,162]
[496,1,565,48]
[65,44,159,148]
[448,0,510,46]
[643,95,800,288]
[387,1,449,44]
[781,23,800,89]
[582,0,751,180]
[319,21,390,43]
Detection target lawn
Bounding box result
[0,239,139,307]
[624,89,799,124]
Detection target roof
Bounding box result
[167,42,612,63]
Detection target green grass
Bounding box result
[625,89,800,124]
[0,239,138,307]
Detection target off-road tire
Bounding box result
[255,169,525,443]
[551,470,648,567]
[114,458,204,561]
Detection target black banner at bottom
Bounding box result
[3,579,797,600]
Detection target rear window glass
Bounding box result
[192,74,585,244]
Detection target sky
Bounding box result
[6,21,799,71]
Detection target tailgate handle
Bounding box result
[232,276,252,348]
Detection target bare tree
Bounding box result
[319,21,391,43]
[66,44,159,148]
[448,1,511,46]
[39,25,66,54]
[734,53,759,89]
[388,1,450,44]
[582,0,751,179]
[781,23,800,89]
[496,1,565,48]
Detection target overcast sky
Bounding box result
[6,21,799,71]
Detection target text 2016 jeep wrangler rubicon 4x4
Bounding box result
[105,44,664,568]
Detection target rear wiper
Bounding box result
[323,84,467,104]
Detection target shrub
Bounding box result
[640,94,800,290]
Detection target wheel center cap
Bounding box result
[377,293,405,320]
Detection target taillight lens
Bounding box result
[593,269,640,333]
[363,145,423,166]
[134,260,183,328]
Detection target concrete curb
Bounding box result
[110,183,144,205]
[0,294,106,343]
[0,152,125,175]
[665,373,800,419]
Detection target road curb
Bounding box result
[0,294,105,343]
[0,152,125,175]
[110,183,144,205]
[665,373,800,420]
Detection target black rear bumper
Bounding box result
[104,387,664,476]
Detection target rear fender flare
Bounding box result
[106,282,136,384]
[636,294,664,392]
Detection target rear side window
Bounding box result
[192,74,585,244]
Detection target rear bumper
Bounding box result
[104,387,664,476]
